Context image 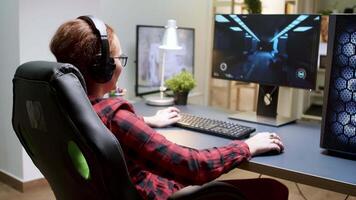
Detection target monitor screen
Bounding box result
[135,25,194,96]
[212,14,321,89]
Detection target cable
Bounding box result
[296,183,350,200]
[295,183,308,200]
[258,174,262,178]
[259,86,278,104]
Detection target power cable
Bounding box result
[295,183,308,200]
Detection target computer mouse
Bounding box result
[261,149,282,156]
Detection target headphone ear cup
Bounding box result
[108,57,115,68]
[106,57,116,78]
[89,58,116,83]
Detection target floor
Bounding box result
[217,169,356,200]
[0,169,355,200]
[0,181,54,200]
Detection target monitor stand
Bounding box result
[229,85,296,127]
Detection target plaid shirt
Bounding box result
[91,97,251,200]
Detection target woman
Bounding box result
[50,16,287,200]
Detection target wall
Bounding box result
[99,0,213,104]
[318,0,356,13]
[0,0,23,181]
[298,0,356,14]
[1,0,98,182]
[18,0,213,105]
[261,0,285,14]
[19,0,101,182]
[19,0,100,64]
[0,0,212,182]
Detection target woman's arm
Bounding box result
[111,109,251,185]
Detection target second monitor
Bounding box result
[212,14,321,126]
[135,25,195,96]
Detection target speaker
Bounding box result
[321,14,356,156]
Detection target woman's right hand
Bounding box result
[143,107,181,128]
[244,132,284,157]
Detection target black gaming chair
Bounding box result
[12,61,246,200]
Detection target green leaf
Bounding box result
[165,71,196,93]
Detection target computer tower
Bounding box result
[320,14,356,156]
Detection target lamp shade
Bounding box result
[159,19,182,50]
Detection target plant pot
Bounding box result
[174,91,189,105]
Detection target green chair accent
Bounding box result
[68,141,90,180]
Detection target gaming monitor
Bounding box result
[135,25,194,96]
[212,14,321,90]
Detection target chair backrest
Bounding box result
[12,61,142,200]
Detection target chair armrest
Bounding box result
[168,181,246,200]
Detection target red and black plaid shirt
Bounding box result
[91,97,251,200]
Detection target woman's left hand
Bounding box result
[144,107,181,128]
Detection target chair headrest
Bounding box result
[15,61,87,93]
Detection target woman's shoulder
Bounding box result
[91,97,135,114]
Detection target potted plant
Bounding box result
[244,0,262,14]
[165,71,196,105]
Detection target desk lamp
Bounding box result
[146,19,182,106]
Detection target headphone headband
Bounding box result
[78,15,110,63]
[77,15,115,83]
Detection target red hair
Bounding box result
[50,19,115,79]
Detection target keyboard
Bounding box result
[175,113,255,140]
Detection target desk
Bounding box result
[133,101,356,196]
